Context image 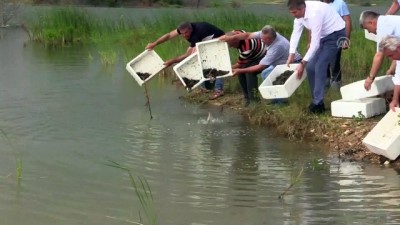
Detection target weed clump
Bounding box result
[203,68,229,79]
[137,72,151,80]
[182,77,199,89]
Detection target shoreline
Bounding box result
[182,90,400,166]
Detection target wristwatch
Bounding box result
[368,75,375,81]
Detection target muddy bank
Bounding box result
[182,90,400,166]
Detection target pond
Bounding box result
[1,7,400,225]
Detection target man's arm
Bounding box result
[234,64,267,75]
[390,85,400,111]
[343,15,352,39]
[364,51,385,90]
[386,0,400,15]
[220,31,257,42]
[164,47,194,67]
[287,19,304,65]
[146,29,179,50]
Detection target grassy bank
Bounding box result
[26,7,395,163]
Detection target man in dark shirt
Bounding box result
[146,22,225,98]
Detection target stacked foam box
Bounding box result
[126,50,165,86]
[258,64,307,99]
[331,76,393,118]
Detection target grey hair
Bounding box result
[359,11,380,28]
[261,25,277,39]
[379,35,400,52]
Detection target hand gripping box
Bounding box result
[331,98,386,118]
[258,64,307,99]
[340,75,394,100]
[196,39,233,80]
[362,107,400,160]
[173,53,204,91]
[126,50,165,86]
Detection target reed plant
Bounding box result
[107,160,157,225]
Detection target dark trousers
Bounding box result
[238,60,261,103]
[327,48,342,82]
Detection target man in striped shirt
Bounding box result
[221,25,302,104]
[224,30,267,106]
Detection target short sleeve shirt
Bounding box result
[177,22,225,47]
[329,0,350,17]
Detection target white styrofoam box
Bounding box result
[258,64,307,99]
[173,53,204,91]
[196,39,233,80]
[340,75,394,100]
[364,29,377,42]
[331,98,386,118]
[362,107,400,160]
[125,50,165,86]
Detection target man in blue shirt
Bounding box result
[322,0,352,90]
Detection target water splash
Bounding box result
[197,112,223,124]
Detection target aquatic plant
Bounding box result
[107,160,157,225]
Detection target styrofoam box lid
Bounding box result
[258,64,307,99]
[340,75,394,100]
[364,29,377,42]
[362,107,400,160]
[331,98,386,118]
[125,50,165,86]
[173,53,204,91]
[196,39,233,79]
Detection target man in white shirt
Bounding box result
[378,35,400,111]
[359,11,400,90]
[322,0,352,89]
[286,0,346,113]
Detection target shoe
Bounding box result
[309,102,325,114]
[243,99,250,107]
[209,91,224,100]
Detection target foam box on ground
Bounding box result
[196,39,233,80]
[126,50,165,86]
[173,53,204,91]
[364,29,377,42]
[362,107,400,160]
[340,75,394,100]
[331,98,386,118]
[258,64,307,99]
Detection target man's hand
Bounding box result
[390,99,398,112]
[219,35,228,42]
[286,54,295,67]
[386,68,395,75]
[364,76,374,91]
[232,68,241,76]
[146,42,156,50]
[296,63,305,80]
[163,59,175,67]
[342,39,350,50]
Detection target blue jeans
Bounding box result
[307,29,345,105]
[202,78,223,92]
